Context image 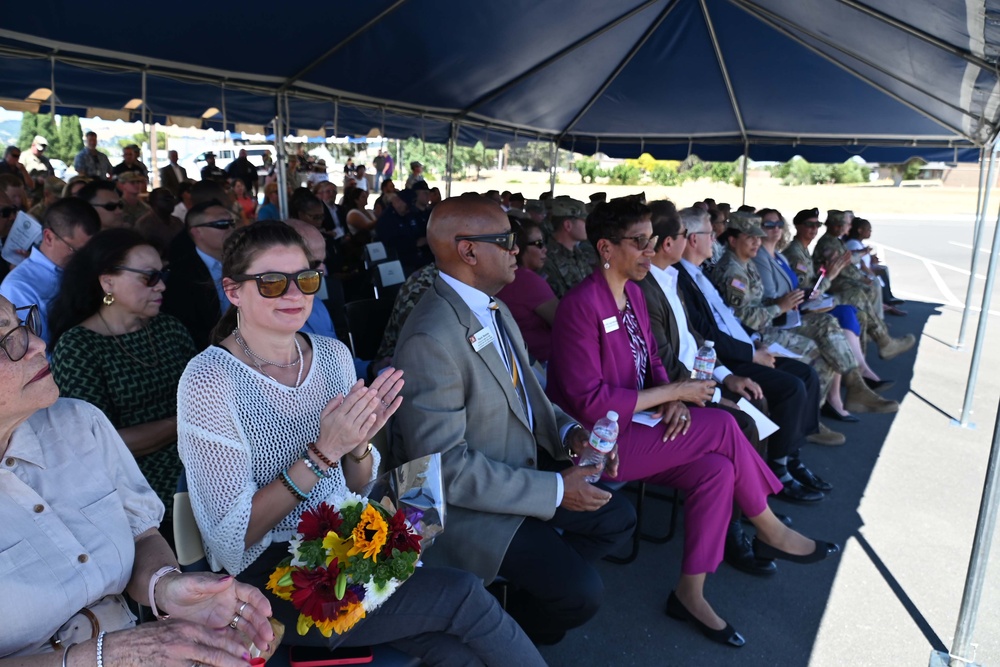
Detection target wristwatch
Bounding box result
[563,424,584,458]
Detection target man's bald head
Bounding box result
[286,218,325,265]
[428,194,517,295]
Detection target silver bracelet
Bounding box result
[96,631,107,667]
[61,643,75,667]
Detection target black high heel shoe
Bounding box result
[752,536,840,564]
[665,591,745,648]
[820,403,860,423]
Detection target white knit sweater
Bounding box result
[177,334,380,575]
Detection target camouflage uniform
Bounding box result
[542,240,595,298]
[122,199,151,228]
[804,234,889,347]
[711,249,856,401]
[377,263,438,359]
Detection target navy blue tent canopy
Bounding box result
[0,0,998,162]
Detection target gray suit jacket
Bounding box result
[751,249,797,300]
[389,276,574,582]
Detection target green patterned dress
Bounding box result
[51,314,197,529]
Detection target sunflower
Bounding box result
[348,504,389,562]
[266,565,295,601]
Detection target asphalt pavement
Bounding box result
[537,216,1000,667]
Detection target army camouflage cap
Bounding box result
[549,197,587,219]
[825,209,846,226]
[726,211,765,237]
[524,199,545,214]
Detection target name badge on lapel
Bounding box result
[602,316,620,334]
[469,327,496,352]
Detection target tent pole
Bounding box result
[549,141,558,195]
[932,391,1000,667]
[275,94,289,220]
[958,143,996,348]
[956,177,1000,428]
[741,141,749,205]
[445,122,456,198]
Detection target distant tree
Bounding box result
[33,114,58,150]
[53,115,84,162]
[16,112,38,150]
[576,156,600,184]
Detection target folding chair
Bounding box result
[603,481,680,565]
[345,298,394,361]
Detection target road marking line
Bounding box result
[879,244,986,279]
[949,241,992,255]
[922,261,962,305]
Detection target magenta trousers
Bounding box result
[610,406,782,575]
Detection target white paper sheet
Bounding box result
[1,211,42,266]
[766,342,802,359]
[632,410,663,427]
[736,398,781,440]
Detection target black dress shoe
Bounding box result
[752,536,840,564]
[863,377,895,393]
[820,403,860,423]
[788,459,833,493]
[775,478,824,504]
[724,521,777,576]
[666,591,745,648]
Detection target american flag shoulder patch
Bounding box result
[796,262,809,273]
[730,278,747,292]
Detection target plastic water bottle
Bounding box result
[691,341,716,380]
[579,411,619,483]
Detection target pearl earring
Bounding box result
[603,261,610,270]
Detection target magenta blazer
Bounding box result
[547,270,670,439]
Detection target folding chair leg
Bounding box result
[603,482,643,565]
[641,486,680,544]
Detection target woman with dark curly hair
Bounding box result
[49,228,196,545]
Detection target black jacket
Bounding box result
[162,233,223,349]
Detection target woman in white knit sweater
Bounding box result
[177,221,544,666]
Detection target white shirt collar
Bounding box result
[439,270,492,321]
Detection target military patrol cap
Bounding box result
[793,208,820,226]
[43,175,67,194]
[726,211,765,237]
[825,209,846,226]
[117,171,146,184]
[549,197,587,219]
[524,199,545,214]
[589,192,607,204]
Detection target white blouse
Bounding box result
[0,399,163,657]
[177,334,380,576]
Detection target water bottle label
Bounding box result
[588,431,615,454]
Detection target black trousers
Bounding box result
[495,488,636,645]
[728,357,820,459]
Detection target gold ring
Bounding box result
[237,600,250,617]
[229,614,241,630]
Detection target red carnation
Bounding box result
[298,503,344,541]
[381,508,422,558]
[290,563,341,621]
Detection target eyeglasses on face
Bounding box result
[616,234,659,251]
[113,266,170,287]
[49,228,81,253]
[522,239,546,249]
[688,229,717,240]
[94,200,124,211]
[230,269,322,298]
[0,305,41,362]
[762,221,785,229]
[192,218,236,230]
[0,206,17,219]
[455,231,517,251]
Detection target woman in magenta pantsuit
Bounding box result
[546,199,839,648]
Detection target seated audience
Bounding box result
[390,194,637,646]
[376,262,437,360]
[118,172,150,227]
[112,144,149,181]
[77,179,126,229]
[49,229,196,545]
[257,183,281,221]
[134,187,185,260]
[0,294,275,664]
[496,217,558,365]
[27,176,66,221]
[0,198,99,344]
[845,217,906,314]
[546,198,839,647]
[341,186,377,235]
[375,189,434,277]
[543,198,596,297]
[177,221,545,665]
[232,178,257,223]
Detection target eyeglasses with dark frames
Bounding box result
[522,239,546,249]
[191,218,236,230]
[761,221,785,229]
[688,230,717,240]
[616,234,659,251]
[1,305,41,362]
[454,231,517,251]
[113,266,170,287]
[94,200,124,211]
[230,270,323,298]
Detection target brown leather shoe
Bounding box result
[806,422,846,446]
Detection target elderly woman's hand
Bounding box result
[101,618,256,667]
[157,572,274,653]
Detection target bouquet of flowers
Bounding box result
[266,492,422,637]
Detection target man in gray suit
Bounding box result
[391,194,636,645]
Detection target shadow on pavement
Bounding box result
[537,301,941,666]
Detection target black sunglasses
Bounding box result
[94,200,124,211]
[231,269,322,298]
[455,231,517,251]
[1,305,41,362]
[521,239,546,249]
[192,218,236,230]
[762,221,785,229]
[113,266,170,287]
[0,206,17,218]
[616,234,659,251]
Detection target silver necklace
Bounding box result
[233,328,304,387]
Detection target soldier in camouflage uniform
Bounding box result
[712,212,897,413]
[542,197,596,297]
[788,208,914,360]
[377,262,438,359]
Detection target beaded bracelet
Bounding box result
[301,452,330,479]
[307,442,339,469]
[279,469,310,502]
[96,631,107,667]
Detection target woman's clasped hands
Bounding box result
[316,368,404,461]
